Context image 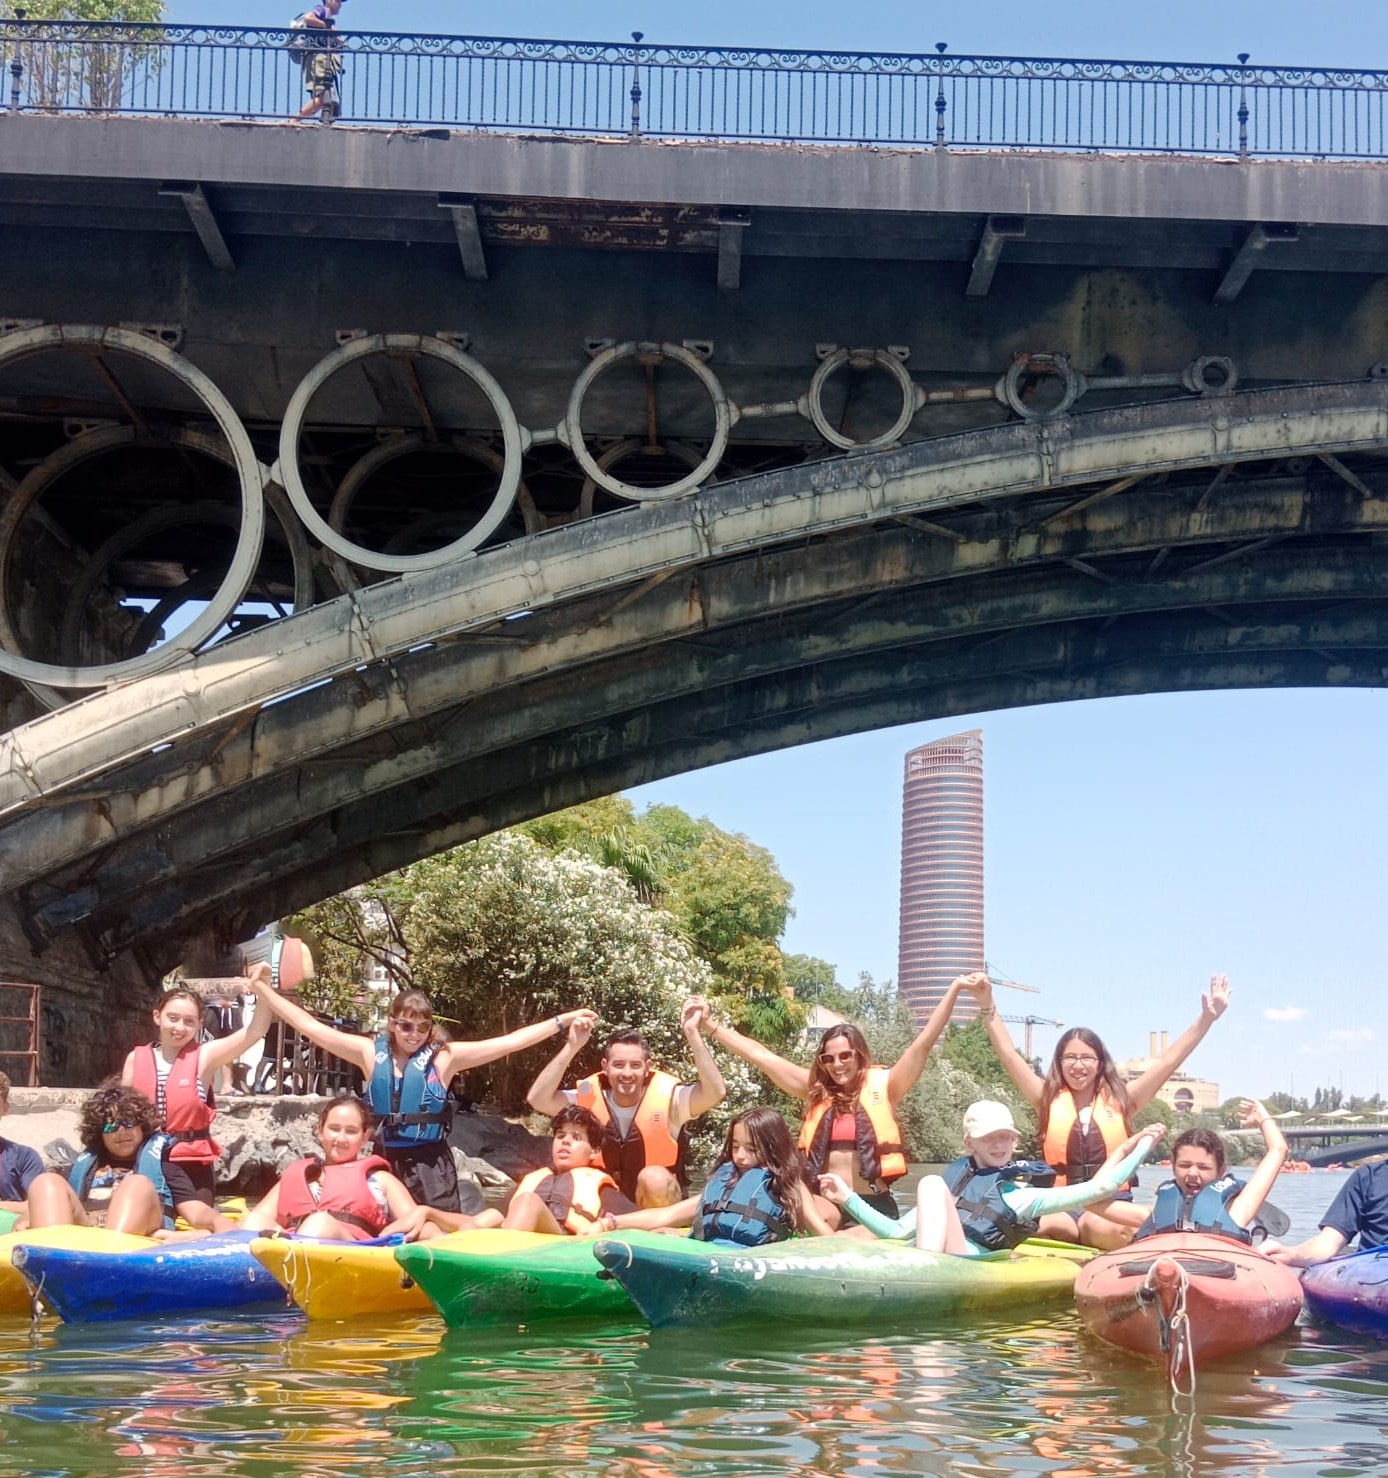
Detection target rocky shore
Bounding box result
[3,1087,551,1201]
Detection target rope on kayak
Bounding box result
[1142,1256,1196,1397]
[27,1268,44,1333]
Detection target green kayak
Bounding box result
[592,1234,1092,1328]
[394,1227,642,1326]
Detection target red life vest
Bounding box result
[798,1064,907,1186]
[131,1041,219,1164]
[275,1154,393,1236]
[574,1068,684,1197]
[515,1165,617,1235]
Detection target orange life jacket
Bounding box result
[276,1154,392,1236]
[799,1064,907,1186]
[131,1041,219,1164]
[515,1165,618,1235]
[1042,1088,1130,1186]
[574,1069,685,1196]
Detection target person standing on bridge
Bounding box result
[525,999,726,1206]
[965,972,1232,1249]
[292,0,347,124]
[249,973,597,1215]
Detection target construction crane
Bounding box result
[985,962,1040,995]
[1000,1014,1064,1060]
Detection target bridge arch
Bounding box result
[1,380,1386,964]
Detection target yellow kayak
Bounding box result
[251,1229,558,1320]
[1,1226,153,1316]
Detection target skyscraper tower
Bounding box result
[898,729,985,1024]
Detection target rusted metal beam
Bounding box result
[438,194,489,281]
[966,215,1027,299]
[1214,222,1300,304]
[158,182,235,272]
[716,206,751,291]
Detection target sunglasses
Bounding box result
[102,1119,142,1133]
[819,1049,858,1065]
[391,1018,433,1035]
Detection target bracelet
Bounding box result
[553,1015,565,1037]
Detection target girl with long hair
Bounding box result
[967,972,1231,1248]
[599,1106,834,1244]
[703,974,982,1226]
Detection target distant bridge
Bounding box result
[1226,1124,1388,1169]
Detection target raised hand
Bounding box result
[818,1172,851,1205]
[564,1011,597,1049]
[1203,974,1231,1019]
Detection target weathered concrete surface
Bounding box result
[7,116,1388,227]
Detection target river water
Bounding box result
[2,1168,1386,1478]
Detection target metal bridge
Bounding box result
[3,27,1388,1075]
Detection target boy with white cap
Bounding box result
[821,1099,1162,1256]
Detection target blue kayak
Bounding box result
[12,1228,290,1322]
[1301,1245,1388,1339]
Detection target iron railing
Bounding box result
[3,22,1388,157]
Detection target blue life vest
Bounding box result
[369,1036,451,1149]
[690,1163,793,1247]
[941,1157,1044,1252]
[68,1133,176,1229]
[1137,1174,1252,1244]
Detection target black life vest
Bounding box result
[941,1157,1045,1252]
[690,1164,794,1247]
[1137,1174,1252,1244]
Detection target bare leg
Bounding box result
[25,1172,90,1229]
[105,1174,166,1237]
[1037,1210,1082,1244]
[1075,1207,1140,1251]
[914,1176,971,1255]
[292,1209,367,1242]
[501,1190,565,1235]
[417,1209,503,1239]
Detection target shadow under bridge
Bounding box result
[3,379,1388,970]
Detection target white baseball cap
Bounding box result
[963,1100,1017,1139]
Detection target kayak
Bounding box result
[1302,1246,1388,1339]
[252,1234,432,1318]
[0,1226,153,1316]
[395,1228,637,1326]
[592,1234,1092,1328]
[1074,1232,1303,1381]
[11,1228,287,1322]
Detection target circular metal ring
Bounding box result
[1182,355,1239,397]
[577,439,706,519]
[806,348,917,450]
[1000,352,1084,422]
[322,432,527,595]
[0,326,264,689]
[564,342,730,501]
[278,335,523,573]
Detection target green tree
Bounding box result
[4,1,167,109]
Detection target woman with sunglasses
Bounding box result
[965,972,1231,1249]
[19,1082,175,1236]
[705,973,985,1227]
[249,976,596,1215]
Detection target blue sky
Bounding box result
[161,0,1387,1099]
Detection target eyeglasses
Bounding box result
[1060,1054,1099,1066]
[819,1050,858,1065]
[102,1119,141,1132]
[391,1018,433,1036]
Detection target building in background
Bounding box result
[1118,1031,1220,1117]
[897,729,985,1024]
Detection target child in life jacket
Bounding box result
[20,1082,176,1236]
[821,1100,1164,1256]
[1133,1098,1286,1245]
[502,1106,641,1236]
[122,972,274,1232]
[597,1106,837,1245]
[242,1096,423,1242]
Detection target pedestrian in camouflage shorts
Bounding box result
[293,0,347,122]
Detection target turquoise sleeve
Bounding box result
[1005,1139,1151,1219]
[840,1191,915,1240]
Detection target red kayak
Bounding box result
[1074,1233,1303,1387]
